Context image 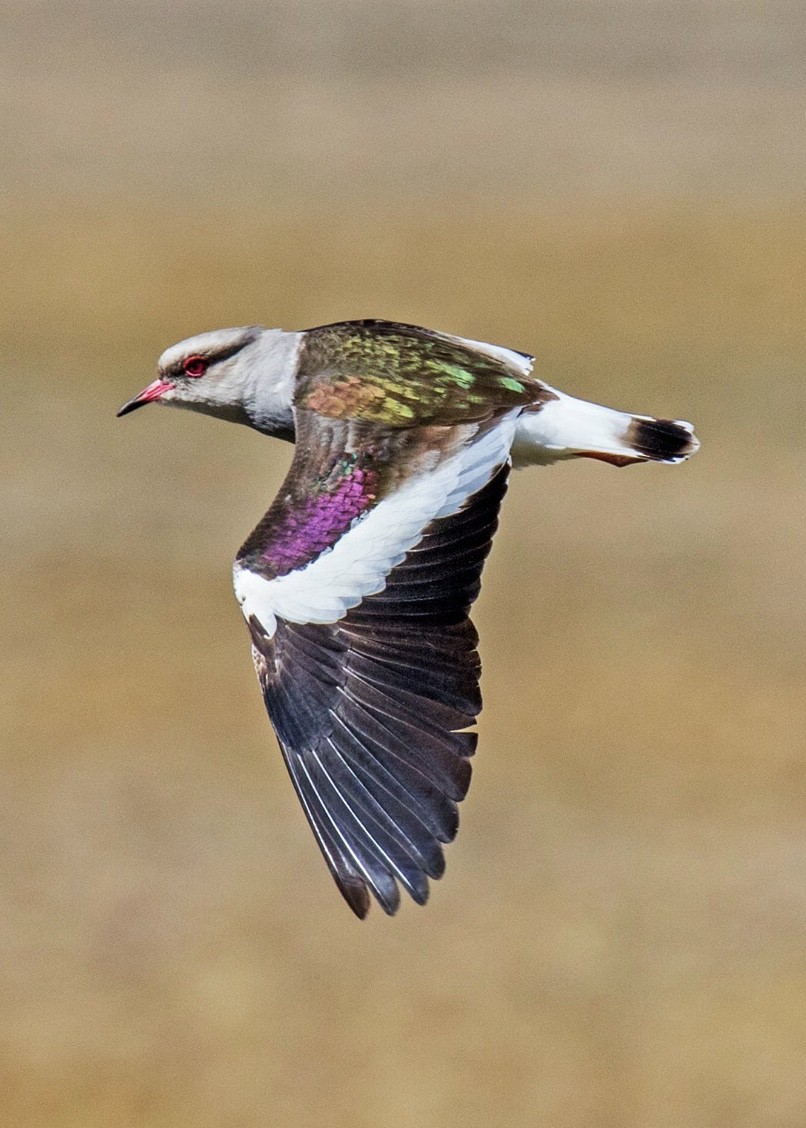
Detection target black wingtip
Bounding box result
[341,876,432,918]
[340,878,371,919]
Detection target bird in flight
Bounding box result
[118,319,698,917]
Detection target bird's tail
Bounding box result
[510,387,699,469]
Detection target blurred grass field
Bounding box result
[2,3,806,1127]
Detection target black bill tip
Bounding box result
[116,397,144,417]
[116,378,171,418]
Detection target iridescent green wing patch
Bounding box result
[297,320,538,428]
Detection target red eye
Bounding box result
[182,355,207,378]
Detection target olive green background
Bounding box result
[2,3,805,1125]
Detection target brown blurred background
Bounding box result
[2,2,806,1125]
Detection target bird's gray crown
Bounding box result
[148,324,301,438]
[158,325,262,375]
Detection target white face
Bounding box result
[153,325,263,411]
[118,324,302,435]
[117,325,262,419]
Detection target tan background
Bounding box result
[2,2,806,1125]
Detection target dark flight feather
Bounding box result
[249,466,509,916]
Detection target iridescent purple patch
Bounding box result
[262,465,378,576]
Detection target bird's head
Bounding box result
[117,325,299,436]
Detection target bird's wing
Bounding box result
[296,318,539,428]
[234,406,516,916]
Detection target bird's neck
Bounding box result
[240,329,303,439]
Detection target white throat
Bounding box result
[239,329,302,436]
